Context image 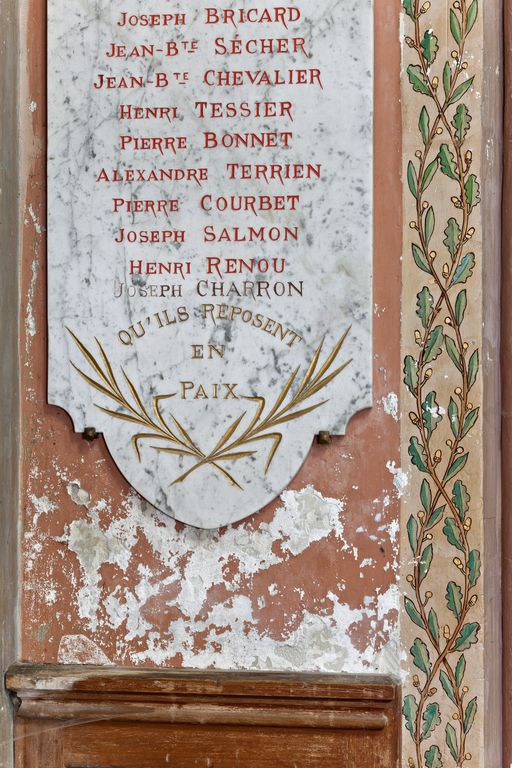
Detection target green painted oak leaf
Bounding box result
[401,5,483,712]
[411,637,431,676]
[419,544,433,584]
[412,243,432,274]
[426,506,446,530]
[468,349,480,389]
[445,335,463,372]
[439,669,457,704]
[452,103,472,144]
[455,655,466,687]
[424,325,444,363]
[444,453,469,483]
[455,289,467,325]
[428,608,440,645]
[403,694,418,736]
[422,392,443,438]
[466,0,479,34]
[407,514,419,554]
[451,252,475,286]
[425,206,436,244]
[452,480,470,520]
[422,702,441,740]
[462,407,480,437]
[443,61,452,99]
[449,76,475,106]
[443,517,465,552]
[409,436,429,473]
[421,30,439,66]
[446,723,459,762]
[402,0,416,21]
[425,745,443,768]
[407,161,418,199]
[448,397,460,438]
[421,158,439,192]
[444,217,462,259]
[417,287,434,328]
[408,64,431,96]
[468,549,481,588]
[465,174,481,211]
[404,355,419,394]
[446,581,463,619]
[450,9,462,44]
[439,144,458,180]
[421,478,432,513]
[464,697,478,734]
[453,622,480,651]
[405,597,425,629]
[419,106,430,146]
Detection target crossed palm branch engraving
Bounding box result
[68,327,351,489]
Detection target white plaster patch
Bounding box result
[130,588,401,675]
[25,258,39,341]
[381,392,399,421]
[30,494,57,527]
[386,461,409,498]
[375,631,402,676]
[276,488,347,557]
[45,589,57,605]
[66,511,133,631]
[67,480,92,509]
[28,204,43,234]
[387,519,400,546]
[376,583,400,621]
[58,634,113,665]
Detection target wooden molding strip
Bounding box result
[14,698,389,731]
[6,664,399,733]
[6,664,398,701]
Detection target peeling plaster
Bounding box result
[24,258,39,341]
[386,461,409,498]
[27,204,42,234]
[58,634,112,665]
[67,480,92,508]
[64,511,133,631]
[48,485,401,674]
[381,392,399,421]
[30,494,56,527]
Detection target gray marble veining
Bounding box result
[48,0,373,528]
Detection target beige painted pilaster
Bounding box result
[400,1,501,766]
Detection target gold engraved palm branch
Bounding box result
[68,327,351,489]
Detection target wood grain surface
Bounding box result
[7,665,401,767]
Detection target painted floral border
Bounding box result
[402,1,481,766]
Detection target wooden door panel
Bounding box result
[63,723,392,768]
[7,665,400,768]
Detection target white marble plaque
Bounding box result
[48,1,373,529]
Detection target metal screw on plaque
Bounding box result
[82,427,100,442]
[317,431,332,446]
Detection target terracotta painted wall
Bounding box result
[11,0,504,766]
[19,1,403,673]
